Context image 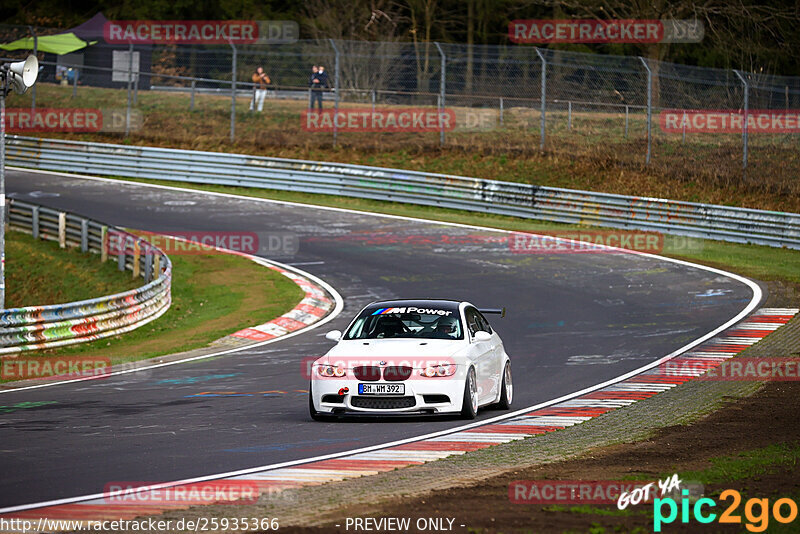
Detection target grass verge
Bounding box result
[2,232,305,376]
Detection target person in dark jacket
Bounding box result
[309,64,331,109]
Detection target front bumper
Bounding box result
[311,377,465,415]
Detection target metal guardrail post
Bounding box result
[229,42,237,143]
[733,70,749,173]
[638,57,652,165]
[125,41,133,137]
[144,249,153,283]
[80,218,89,252]
[535,48,546,150]
[58,212,66,248]
[132,241,140,278]
[101,226,108,262]
[329,39,340,147]
[32,206,39,239]
[434,42,446,147]
[118,238,126,271]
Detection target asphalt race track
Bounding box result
[0,169,760,509]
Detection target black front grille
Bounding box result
[422,394,450,404]
[351,396,417,409]
[383,365,413,381]
[353,366,381,381]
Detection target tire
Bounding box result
[309,382,326,421]
[497,362,513,410]
[461,367,478,419]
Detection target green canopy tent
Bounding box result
[0,33,96,55]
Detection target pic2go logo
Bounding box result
[653,489,798,532]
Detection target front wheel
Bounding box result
[461,368,478,419]
[497,362,513,410]
[309,382,326,421]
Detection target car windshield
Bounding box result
[344,306,464,340]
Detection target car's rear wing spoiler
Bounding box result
[479,307,506,318]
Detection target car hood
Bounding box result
[319,338,466,365]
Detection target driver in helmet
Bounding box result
[432,316,459,339]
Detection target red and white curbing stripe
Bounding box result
[1,308,796,525]
[226,258,333,342]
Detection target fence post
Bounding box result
[434,42,446,147]
[118,237,127,271]
[190,79,196,110]
[133,72,139,105]
[144,248,153,283]
[72,68,79,98]
[534,48,546,150]
[500,97,504,126]
[568,101,572,130]
[681,110,687,143]
[371,89,376,113]
[329,39,341,147]
[625,105,629,137]
[733,70,749,173]
[80,218,88,252]
[101,226,108,262]
[125,41,133,137]
[32,206,39,239]
[638,57,652,165]
[132,241,140,279]
[230,42,237,143]
[58,212,66,248]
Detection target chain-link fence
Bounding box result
[2,30,799,197]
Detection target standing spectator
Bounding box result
[309,64,331,109]
[250,67,271,112]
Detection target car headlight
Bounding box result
[420,364,456,377]
[317,364,346,377]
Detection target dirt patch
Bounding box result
[277,382,800,533]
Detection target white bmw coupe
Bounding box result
[309,299,512,420]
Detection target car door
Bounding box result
[464,306,497,403]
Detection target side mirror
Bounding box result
[473,331,492,342]
[325,330,342,342]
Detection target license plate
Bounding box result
[358,383,405,395]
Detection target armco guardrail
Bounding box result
[6,136,800,250]
[0,199,172,354]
